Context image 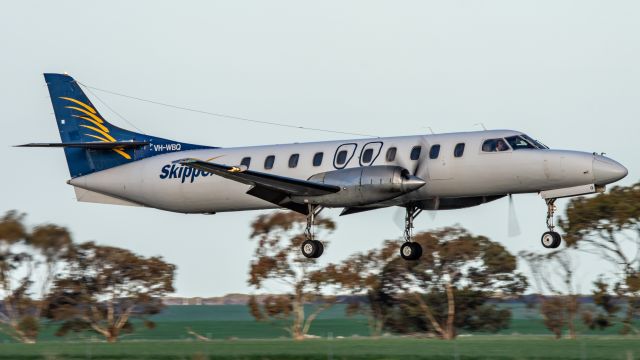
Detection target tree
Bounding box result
[581,278,619,331]
[323,245,397,337]
[377,226,527,339]
[560,182,640,334]
[520,250,580,339]
[28,224,72,301]
[247,211,335,340]
[0,211,38,343]
[45,242,175,342]
[0,211,73,343]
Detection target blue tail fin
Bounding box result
[44,73,211,178]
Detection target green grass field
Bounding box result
[1,337,639,359]
[1,304,638,359]
[126,304,629,340]
[3,303,630,342]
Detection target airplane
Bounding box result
[19,73,629,260]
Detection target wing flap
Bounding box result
[246,186,310,214]
[178,158,340,197]
[340,205,388,216]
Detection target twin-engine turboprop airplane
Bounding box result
[20,73,628,260]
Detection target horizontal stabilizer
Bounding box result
[16,141,150,149]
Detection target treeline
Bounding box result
[0,213,175,343]
[247,182,640,340]
[1,182,638,343]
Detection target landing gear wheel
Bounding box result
[301,240,319,258]
[400,242,422,260]
[302,205,325,258]
[541,231,561,249]
[540,198,561,249]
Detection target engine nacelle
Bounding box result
[291,166,426,207]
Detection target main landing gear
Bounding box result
[541,198,562,249]
[400,206,423,261]
[301,204,325,258]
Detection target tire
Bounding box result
[410,242,423,260]
[312,240,324,258]
[301,240,318,258]
[551,232,562,248]
[541,231,562,249]
[400,242,421,260]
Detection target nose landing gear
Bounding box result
[541,198,562,249]
[301,204,325,258]
[400,206,423,260]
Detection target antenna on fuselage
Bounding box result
[420,126,435,134]
[474,123,487,131]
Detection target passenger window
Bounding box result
[264,155,275,169]
[336,150,348,165]
[362,148,374,163]
[386,147,397,162]
[429,145,440,159]
[288,154,299,168]
[454,143,465,158]
[410,146,422,160]
[482,139,510,152]
[240,157,251,169]
[313,152,323,167]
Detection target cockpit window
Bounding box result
[482,138,511,152]
[521,134,549,149]
[505,136,534,150]
[505,135,546,150]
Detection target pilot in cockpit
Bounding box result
[496,139,509,152]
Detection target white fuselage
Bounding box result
[68,130,623,214]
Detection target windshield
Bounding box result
[505,135,541,150]
[521,134,549,149]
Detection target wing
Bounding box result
[178,158,340,214]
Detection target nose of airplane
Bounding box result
[593,155,628,185]
[402,175,427,192]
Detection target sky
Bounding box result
[0,1,638,297]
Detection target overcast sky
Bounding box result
[0,1,638,296]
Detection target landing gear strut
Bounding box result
[301,204,325,258]
[541,198,562,249]
[400,206,423,260]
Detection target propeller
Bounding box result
[507,194,521,237]
[392,135,432,232]
[394,135,430,177]
[393,206,406,231]
[411,135,431,178]
[392,205,436,237]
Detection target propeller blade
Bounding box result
[508,194,521,237]
[412,135,430,177]
[393,206,406,231]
